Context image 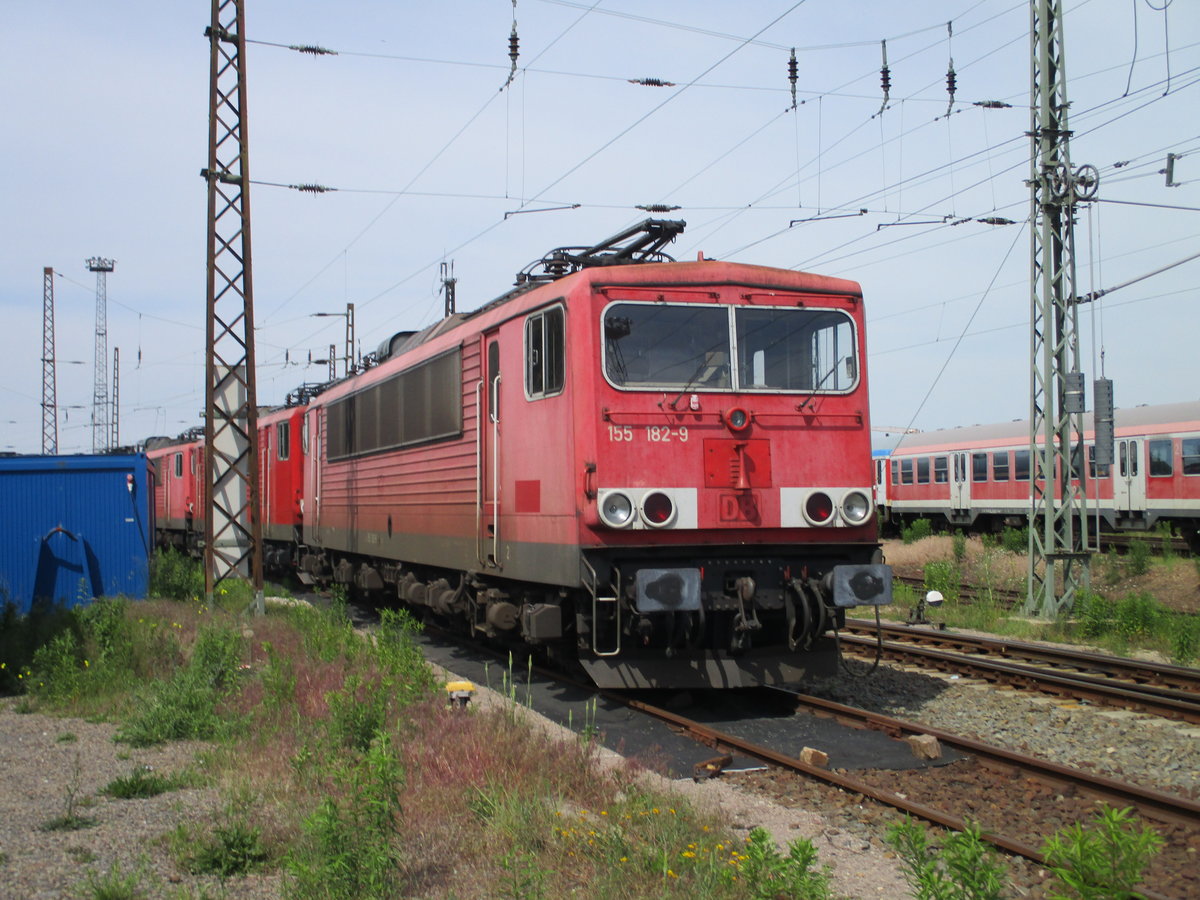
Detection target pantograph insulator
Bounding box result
[629,77,675,88]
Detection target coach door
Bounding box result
[1114,438,1146,516]
[951,451,971,511]
[478,334,502,568]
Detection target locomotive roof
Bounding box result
[338,257,864,397]
[889,399,1200,455]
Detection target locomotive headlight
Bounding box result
[640,491,676,528]
[599,491,635,528]
[841,490,872,524]
[724,407,751,432]
[804,491,835,526]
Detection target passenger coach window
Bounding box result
[891,459,899,485]
[916,457,930,484]
[900,459,913,485]
[993,452,1009,481]
[525,305,565,399]
[934,456,948,483]
[1148,439,1173,477]
[1014,449,1030,481]
[277,422,291,461]
[1183,439,1200,476]
[972,452,988,482]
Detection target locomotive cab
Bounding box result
[560,262,892,688]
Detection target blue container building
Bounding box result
[0,454,155,614]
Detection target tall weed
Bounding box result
[1126,537,1150,577]
[1041,805,1163,899]
[285,733,406,900]
[923,560,960,604]
[902,519,933,544]
[1170,616,1200,667]
[150,549,204,601]
[116,624,244,747]
[886,817,1006,900]
[1001,525,1028,555]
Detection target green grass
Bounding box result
[9,579,849,899]
[101,765,194,800]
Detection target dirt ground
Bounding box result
[882,536,1200,614]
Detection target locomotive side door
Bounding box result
[310,410,322,543]
[260,425,271,525]
[1113,438,1145,516]
[951,451,971,511]
[478,334,502,568]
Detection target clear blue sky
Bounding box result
[2,0,1197,453]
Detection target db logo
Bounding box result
[719,493,760,524]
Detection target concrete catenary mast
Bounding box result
[202,0,263,612]
[41,267,57,455]
[86,257,115,454]
[1025,0,1099,618]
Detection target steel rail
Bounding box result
[837,632,1200,724]
[619,690,1183,900]
[845,619,1200,694]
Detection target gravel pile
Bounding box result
[804,662,1200,798]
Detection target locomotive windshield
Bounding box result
[603,302,856,393]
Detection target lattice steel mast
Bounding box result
[41,267,58,455]
[202,0,263,611]
[1024,0,1097,618]
[111,347,120,450]
[87,257,114,453]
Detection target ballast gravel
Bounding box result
[803,662,1200,799]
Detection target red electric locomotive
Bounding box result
[257,404,307,571]
[876,400,1200,548]
[146,432,206,554]
[295,221,892,688]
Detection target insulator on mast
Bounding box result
[289,44,337,56]
[944,23,957,118]
[876,40,890,116]
[788,48,798,110]
[503,16,519,90]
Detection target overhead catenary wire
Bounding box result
[241,5,1190,393]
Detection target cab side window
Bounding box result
[277,422,291,461]
[525,305,565,399]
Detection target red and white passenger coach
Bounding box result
[876,400,1200,549]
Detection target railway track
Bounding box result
[893,572,1023,606]
[620,689,1198,900]
[410,612,1198,896]
[840,619,1200,723]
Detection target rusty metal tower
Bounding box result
[41,267,58,455]
[202,0,264,612]
[86,257,115,453]
[1024,0,1097,618]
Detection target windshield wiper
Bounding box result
[796,355,848,412]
